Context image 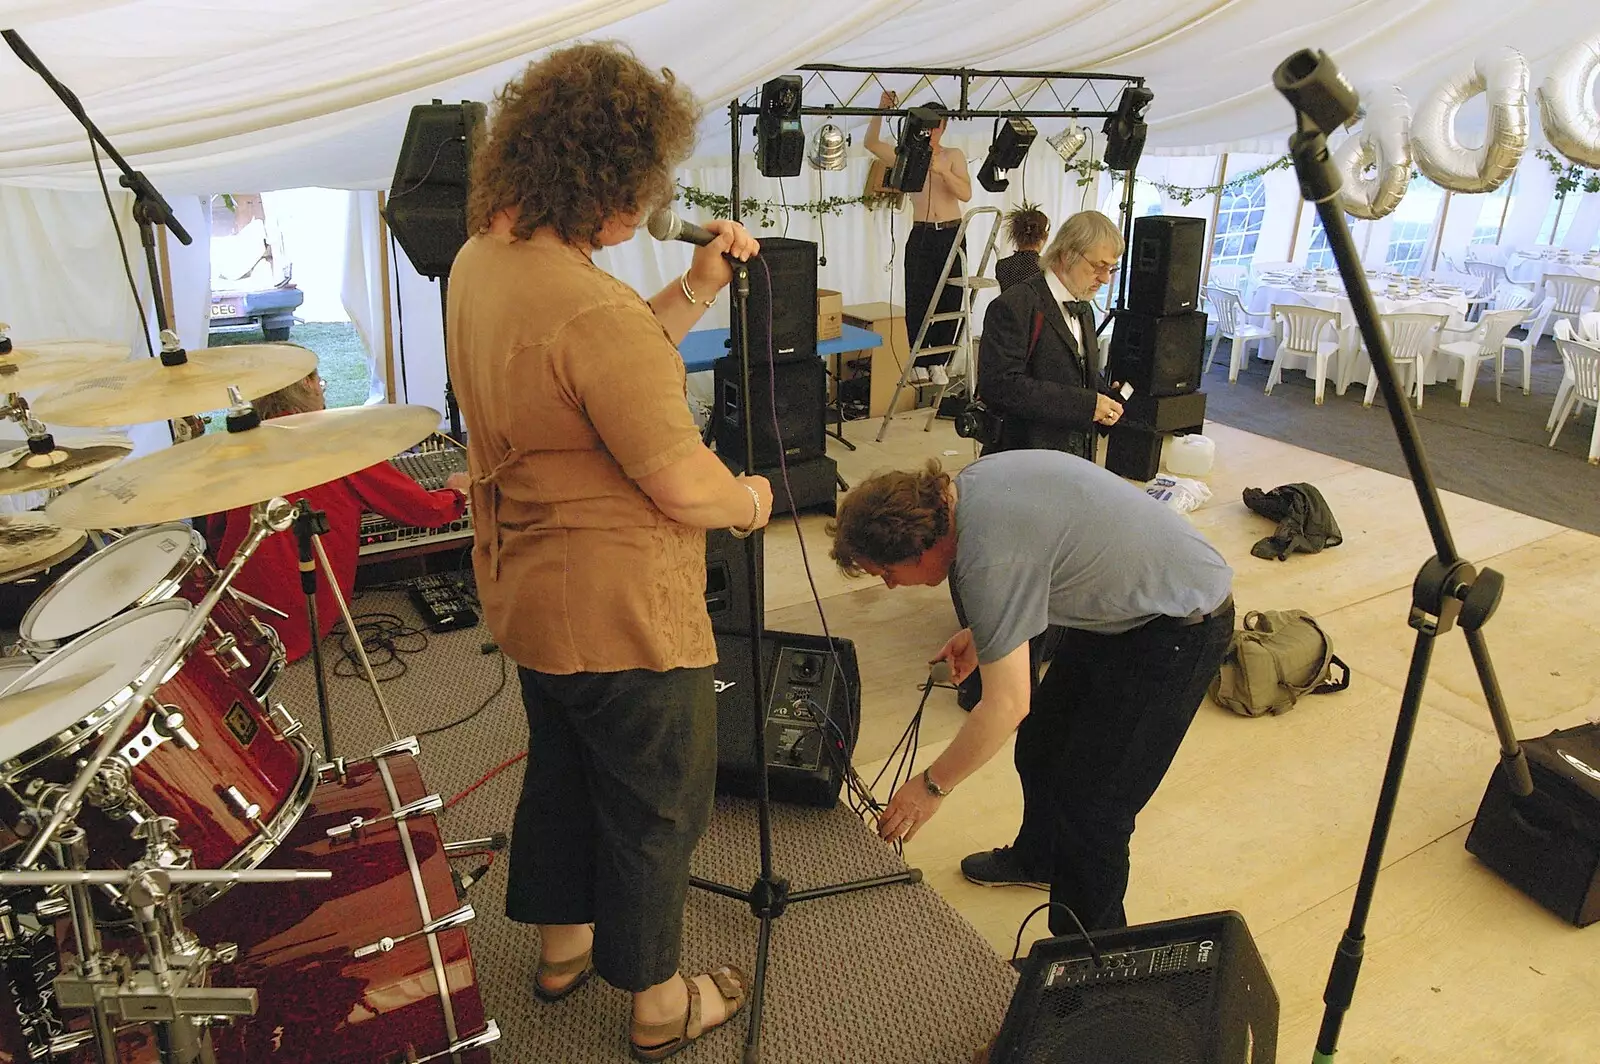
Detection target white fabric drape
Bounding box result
[342,191,392,404]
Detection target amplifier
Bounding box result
[712,629,860,808]
[993,910,1278,1064]
[1467,720,1600,926]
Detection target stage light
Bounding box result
[756,75,804,177]
[977,116,1038,192]
[807,123,847,171]
[1049,123,1087,164]
[1103,85,1155,171]
[888,105,944,192]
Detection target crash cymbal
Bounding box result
[46,404,441,529]
[0,513,86,583]
[0,339,131,395]
[0,434,133,495]
[0,662,119,760]
[29,344,319,428]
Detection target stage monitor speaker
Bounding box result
[730,237,818,364]
[706,528,762,636]
[385,100,486,279]
[1107,310,1207,398]
[712,629,860,808]
[993,910,1278,1064]
[1128,215,1205,316]
[713,354,826,467]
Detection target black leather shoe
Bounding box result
[960,847,1048,889]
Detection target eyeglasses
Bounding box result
[1082,256,1121,278]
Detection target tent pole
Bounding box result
[1200,153,1227,289]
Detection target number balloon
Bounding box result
[1335,85,1412,220]
[1412,47,1529,193]
[1537,35,1600,168]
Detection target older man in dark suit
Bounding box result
[976,209,1126,461]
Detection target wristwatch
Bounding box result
[922,767,950,798]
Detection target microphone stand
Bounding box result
[3,30,192,356]
[1270,50,1534,1063]
[686,99,922,1064]
[291,499,337,762]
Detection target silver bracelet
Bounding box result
[729,483,761,539]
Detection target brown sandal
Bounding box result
[532,948,594,1003]
[629,965,749,1062]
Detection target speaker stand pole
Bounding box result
[436,272,463,438]
[688,99,922,1064]
[1272,53,1534,1063]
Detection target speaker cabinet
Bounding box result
[1108,311,1207,398]
[384,100,486,279]
[712,630,860,807]
[1106,393,1208,482]
[993,910,1278,1064]
[731,238,818,364]
[706,528,762,636]
[713,355,826,467]
[1128,215,1205,316]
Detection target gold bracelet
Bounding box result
[680,273,713,307]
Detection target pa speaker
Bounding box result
[713,354,826,467]
[706,528,762,636]
[712,630,860,808]
[384,100,486,280]
[1129,215,1205,315]
[731,237,818,364]
[993,910,1278,1064]
[1107,311,1207,398]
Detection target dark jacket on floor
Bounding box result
[1242,483,1343,561]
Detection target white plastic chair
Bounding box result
[1208,265,1247,292]
[1489,283,1532,312]
[1505,295,1557,397]
[1434,308,1530,407]
[1548,327,1600,464]
[1462,259,1508,297]
[1204,286,1273,384]
[1363,313,1446,409]
[1549,319,1580,431]
[1540,273,1600,340]
[1265,304,1342,404]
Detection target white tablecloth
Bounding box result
[1247,285,1472,389]
[1505,256,1600,289]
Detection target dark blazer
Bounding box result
[976,270,1102,459]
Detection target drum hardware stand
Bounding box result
[14,496,295,871]
[312,533,401,741]
[691,133,924,1063]
[1272,50,1534,1064]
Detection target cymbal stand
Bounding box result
[15,497,296,870]
[311,534,400,742]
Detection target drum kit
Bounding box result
[0,327,500,1063]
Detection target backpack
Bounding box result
[1209,609,1350,717]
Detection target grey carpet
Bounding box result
[1198,331,1600,535]
[265,588,1017,1064]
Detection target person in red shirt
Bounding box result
[210,371,468,662]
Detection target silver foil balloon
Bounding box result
[1334,85,1412,220]
[807,124,847,171]
[1537,35,1600,168]
[1412,47,1529,193]
[1049,124,1087,163]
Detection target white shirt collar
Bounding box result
[1044,266,1077,307]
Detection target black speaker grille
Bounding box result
[1017,972,1212,1063]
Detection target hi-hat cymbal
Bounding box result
[0,513,86,583]
[0,339,131,395]
[46,404,442,529]
[29,344,319,428]
[0,434,133,495]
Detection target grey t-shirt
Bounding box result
[952,450,1234,663]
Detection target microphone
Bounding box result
[646,208,715,248]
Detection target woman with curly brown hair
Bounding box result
[447,41,765,1061]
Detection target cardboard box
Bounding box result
[817,289,842,341]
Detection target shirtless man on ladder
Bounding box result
[866,89,973,386]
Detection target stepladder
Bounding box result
[875,206,1003,441]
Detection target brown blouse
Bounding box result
[446,231,714,675]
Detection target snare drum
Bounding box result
[0,601,314,906]
[17,524,284,698]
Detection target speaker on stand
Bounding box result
[992,910,1278,1063]
[383,99,486,437]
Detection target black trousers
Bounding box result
[1016,608,1234,933]
[905,225,965,367]
[505,664,716,991]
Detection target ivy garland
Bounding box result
[1064,153,1297,205]
[1534,148,1600,197]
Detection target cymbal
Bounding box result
[0,339,131,394]
[0,434,133,495]
[0,662,118,757]
[0,513,86,583]
[29,344,319,428]
[46,404,442,529]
